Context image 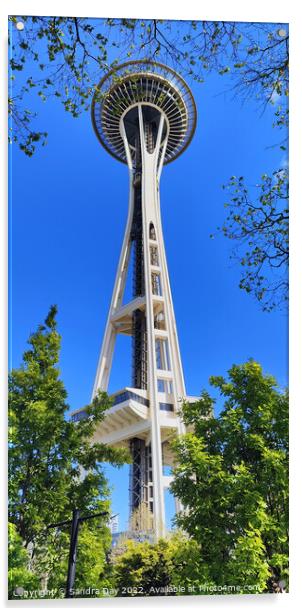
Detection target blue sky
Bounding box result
[9,20,288,530]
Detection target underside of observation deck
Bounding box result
[91,60,197,165]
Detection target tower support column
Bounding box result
[138,106,167,536]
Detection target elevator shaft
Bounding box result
[131,131,147,391]
[129,126,152,526]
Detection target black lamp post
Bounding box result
[48,509,108,598]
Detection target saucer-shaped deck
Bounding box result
[91,60,197,165]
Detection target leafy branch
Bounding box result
[219,171,288,311]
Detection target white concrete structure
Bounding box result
[72,61,197,538]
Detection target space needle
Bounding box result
[72,60,197,538]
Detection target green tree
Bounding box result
[111,533,211,596]
[8,306,130,594]
[8,523,39,599]
[171,361,288,593]
[112,538,173,597]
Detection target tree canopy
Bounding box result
[171,360,288,593]
[8,305,130,594]
[111,533,210,596]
